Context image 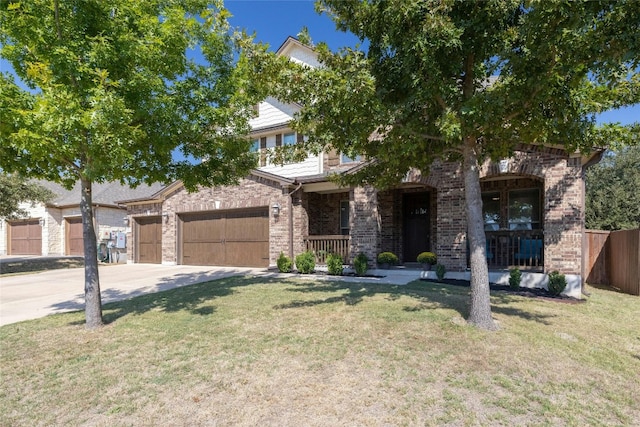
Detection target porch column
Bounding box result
[291,190,309,258]
[544,157,584,276]
[350,186,380,265]
[435,162,467,272]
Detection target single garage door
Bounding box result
[66,217,84,256]
[180,209,269,267]
[136,216,162,264]
[9,219,42,255]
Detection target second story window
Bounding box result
[341,153,362,164]
[283,132,296,146]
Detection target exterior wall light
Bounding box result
[39,218,45,227]
[272,203,281,217]
[162,212,169,223]
[123,217,130,226]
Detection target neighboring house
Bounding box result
[119,37,603,296]
[1,180,164,262]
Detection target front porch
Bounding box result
[482,230,544,271]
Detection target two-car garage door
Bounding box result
[180,209,269,267]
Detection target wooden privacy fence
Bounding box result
[585,229,640,296]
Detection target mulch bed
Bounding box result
[428,278,585,304]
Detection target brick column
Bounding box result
[350,186,380,265]
[435,163,467,272]
[544,157,583,275]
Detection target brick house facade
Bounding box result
[119,37,602,296]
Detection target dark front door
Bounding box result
[403,192,430,263]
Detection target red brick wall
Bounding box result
[151,176,291,266]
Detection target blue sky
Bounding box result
[1,0,637,125]
[225,0,638,126]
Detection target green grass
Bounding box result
[1,277,638,426]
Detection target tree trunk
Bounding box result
[80,178,103,329]
[463,139,498,331]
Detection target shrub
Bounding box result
[417,251,437,265]
[326,253,344,276]
[435,263,446,281]
[547,270,567,296]
[509,268,522,289]
[276,252,293,273]
[353,252,369,276]
[295,251,316,274]
[377,251,399,266]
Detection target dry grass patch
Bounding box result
[1,277,638,426]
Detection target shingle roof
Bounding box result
[34,180,166,208]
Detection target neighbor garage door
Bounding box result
[9,219,42,255]
[136,216,162,264]
[180,209,269,267]
[66,217,84,256]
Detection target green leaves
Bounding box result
[586,145,640,230]
[0,0,266,190]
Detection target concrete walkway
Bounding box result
[0,262,421,326]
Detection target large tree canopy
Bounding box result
[0,0,266,328]
[586,145,640,231]
[0,174,54,219]
[263,0,640,329]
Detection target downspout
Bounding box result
[288,182,303,260]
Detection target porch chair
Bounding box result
[514,238,543,264]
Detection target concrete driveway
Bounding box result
[0,263,261,326]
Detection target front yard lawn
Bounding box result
[1,277,638,426]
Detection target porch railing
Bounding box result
[483,230,544,270]
[304,235,350,264]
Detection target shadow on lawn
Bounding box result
[276,281,465,314]
[56,274,274,325]
[57,273,559,326]
[275,279,559,325]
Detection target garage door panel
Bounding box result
[181,208,269,267]
[66,217,84,256]
[137,217,162,264]
[226,213,268,241]
[182,242,225,265]
[10,220,42,255]
[225,242,269,267]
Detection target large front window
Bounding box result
[508,189,540,230]
[340,200,350,235]
[479,183,543,269]
[482,192,501,231]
